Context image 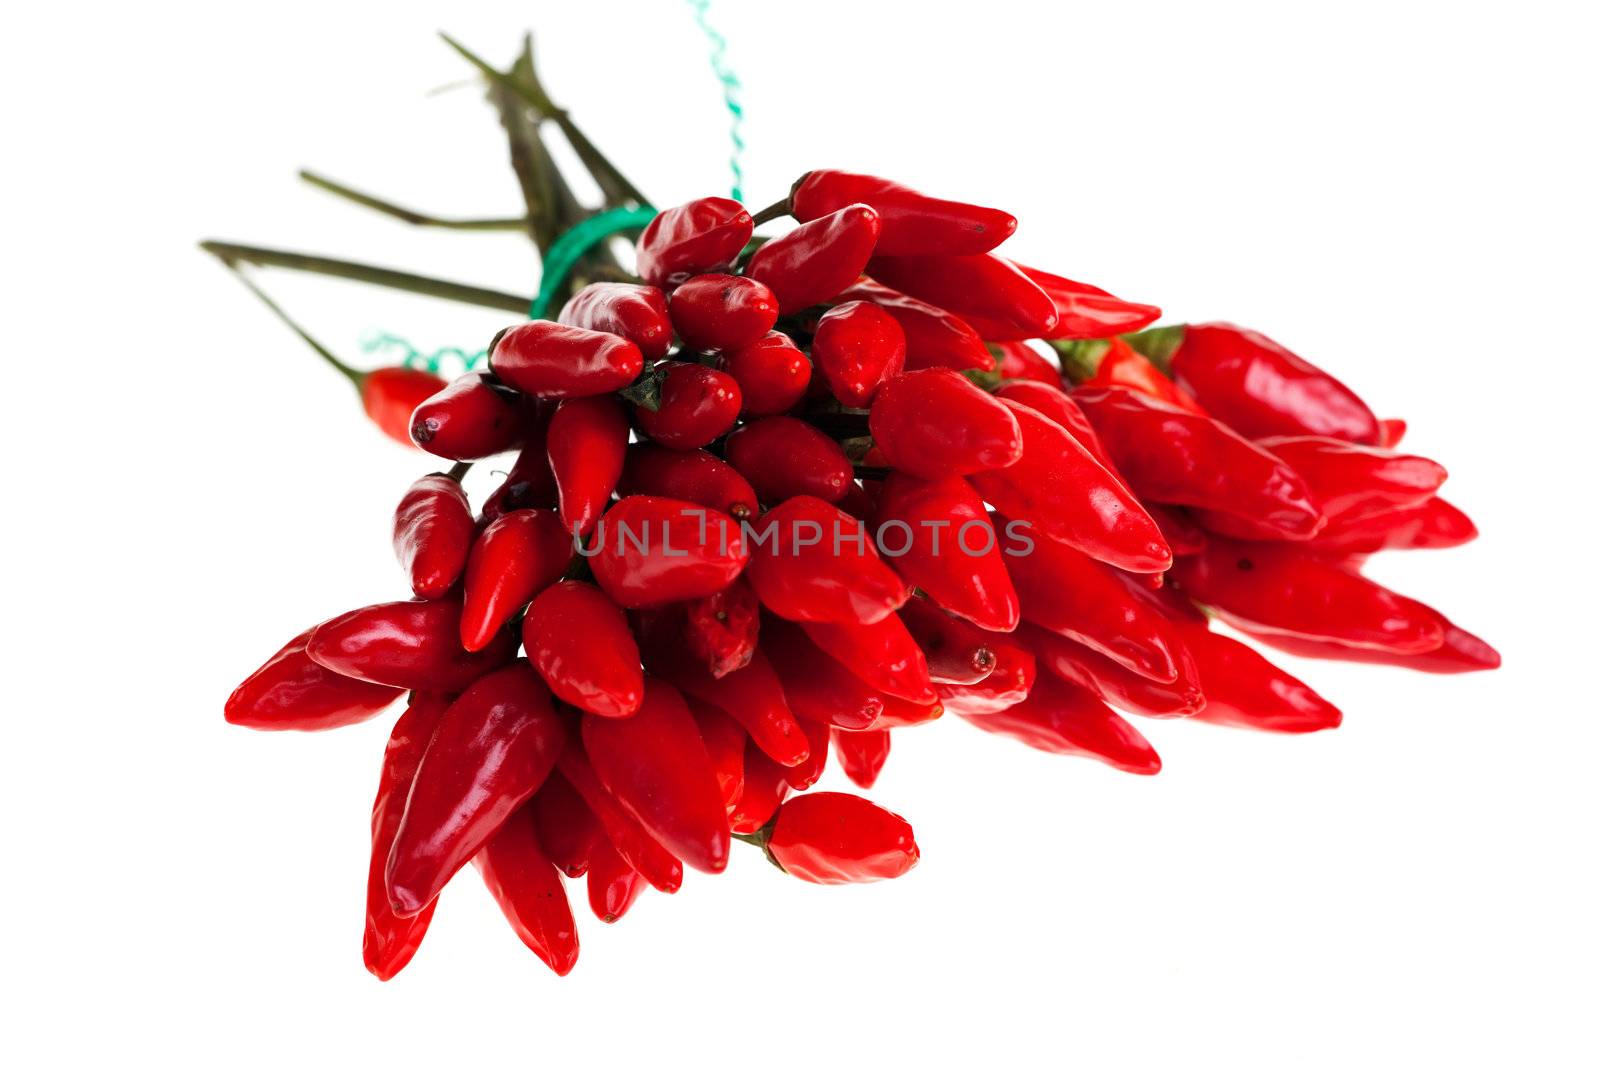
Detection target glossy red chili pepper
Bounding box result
[875,473,1019,632]
[460,508,574,652]
[831,728,891,789]
[1378,418,1408,448]
[408,371,527,460]
[362,692,449,980]
[1181,624,1343,733]
[1308,495,1478,554]
[489,320,645,398]
[362,366,446,448]
[474,802,580,975]
[718,331,812,416]
[990,341,1059,386]
[393,473,475,599]
[558,281,673,361]
[635,196,754,288]
[763,618,884,730]
[385,661,565,915]
[522,580,642,718]
[632,362,743,449]
[688,697,747,810]
[667,273,779,352]
[1172,538,1445,653]
[936,635,1036,715]
[865,691,945,730]
[582,677,730,874]
[1022,264,1162,340]
[725,417,853,504]
[586,837,648,923]
[1068,336,1207,413]
[869,368,1023,478]
[547,395,629,536]
[225,625,401,731]
[532,772,601,877]
[746,203,881,314]
[800,613,935,705]
[1143,504,1209,557]
[1023,622,1205,718]
[1259,434,1447,523]
[1246,609,1499,674]
[682,578,761,678]
[641,641,810,767]
[969,397,1171,573]
[992,379,1119,471]
[557,745,683,893]
[811,300,907,406]
[898,596,998,685]
[1163,322,1381,443]
[587,495,749,608]
[305,598,516,691]
[837,279,993,372]
[480,419,558,521]
[959,670,1161,775]
[761,792,919,885]
[728,742,792,834]
[867,253,1058,337]
[782,714,831,791]
[617,444,758,519]
[1071,386,1325,541]
[790,169,1016,256]
[745,496,911,624]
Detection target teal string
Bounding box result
[685,0,746,202]
[527,204,658,319]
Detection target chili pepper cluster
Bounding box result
[227,168,1495,980]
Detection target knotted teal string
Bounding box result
[685,0,746,202]
[527,204,659,319]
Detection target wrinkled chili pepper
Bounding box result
[305,598,516,691]
[393,472,476,600]
[875,472,1020,632]
[869,368,1024,478]
[618,444,758,519]
[789,169,1017,256]
[719,331,812,416]
[361,366,446,448]
[635,196,754,288]
[811,300,907,406]
[745,496,911,625]
[757,792,919,885]
[836,279,993,372]
[867,253,1058,337]
[587,495,749,609]
[522,580,643,718]
[558,281,673,361]
[831,728,891,789]
[547,395,629,537]
[474,802,580,975]
[746,203,881,314]
[408,371,527,461]
[725,417,853,504]
[459,508,574,652]
[959,670,1162,774]
[632,362,743,450]
[668,273,780,353]
[682,578,761,678]
[226,624,401,731]
[489,320,645,398]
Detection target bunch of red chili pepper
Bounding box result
[225,164,1495,979]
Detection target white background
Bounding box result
[5,1,1597,1062]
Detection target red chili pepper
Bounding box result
[1307,495,1477,554]
[532,771,601,877]
[936,635,1036,715]
[393,473,475,599]
[632,362,743,449]
[1180,624,1343,733]
[557,745,683,893]
[547,395,629,536]
[865,691,944,730]
[642,640,811,768]
[1069,336,1207,414]
[558,281,673,361]
[969,397,1171,574]
[586,837,648,923]
[1003,264,1161,341]
[875,473,1019,632]
[1022,622,1205,718]
[1257,434,1447,523]
[725,417,853,504]
[305,598,516,691]
[522,580,642,718]
[811,300,907,406]
[869,368,1024,478]
[473,802,580,975]
[682,578,761,678]
[489,320,644,398]
[1071,385,1325,541]
[988,340,1060,386]
[361,366,446,448]
[1378,418,1408,448]
[746,203,881,314]
[789,169,1016,256]
[763,617,884,730]
[728,741,792,834]
[718,331,812,417]
[800,613,935,705]
[226,624,401,731]
[459,508,574,652]
[587,495,749,608]
[781,714,831,791]
[958,670,1161,774]
[831,728,891,789]
[898,595,998,685]
[866,253,1058,337]
[1162,322,1381,443]
[836,279,993,372]
[617,444,758,519]
[1143,504,1209,557]
[480,419,558,522]
[668,273,779,352]
[992,379,1119,472]
[362,692,449,980]
[1171,538,1445,653]
[745,495,911,624]
[760,792,919,885]
[385,661,565,915]
[687,697,747,810]
[408,371,528,460]
[582,677,730,873]
[1245,610,1500,674]
[636,196,754,288]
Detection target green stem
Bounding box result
[298,170,527,230]
[445,461,473,481]
[215,262,363,386]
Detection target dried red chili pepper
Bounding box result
[875,473,1019,632]
[728,742,792,834]
[522,580,643,718]
[226,625,401,731]
[992,378,1119,471]
[474,802,580,975]
[898,596,998,685]
[557,745,683,893]
[489,321,644,398]
[408,371,527,460]
[558,281,673,361]
[682,578,761,678]
[718,331,812,416]
[746,203,881,313]
[361,366,447,448]
[869,368,1024,478]
[305,598,516,691]
[831,728,891,789]
[867,253,1058,337]
[582,677,730,874]
[393,473,475,599]
[547,395,629,536]
[635,196,754,288]
[789,169,1016,256]
[958,670,1161,774]
[586,838,648,923]
[936,635,1036,715]
[587,495,749,608]
[1023,622,1205,718]
[687,697,747,809]
[800,613,935,705]
[459,508,574,652]
[362,692,449,980]
[763,617,884,730]
[386,661,565,915]
[757,792,919,885]
[811,300,907,406]
[632,362,743,449]
[668,273,780,352]
[617,444,758,519]
[725,417,853,504]
[836,279,993,372]
[745,496,911,624]
[532,772,601,877]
